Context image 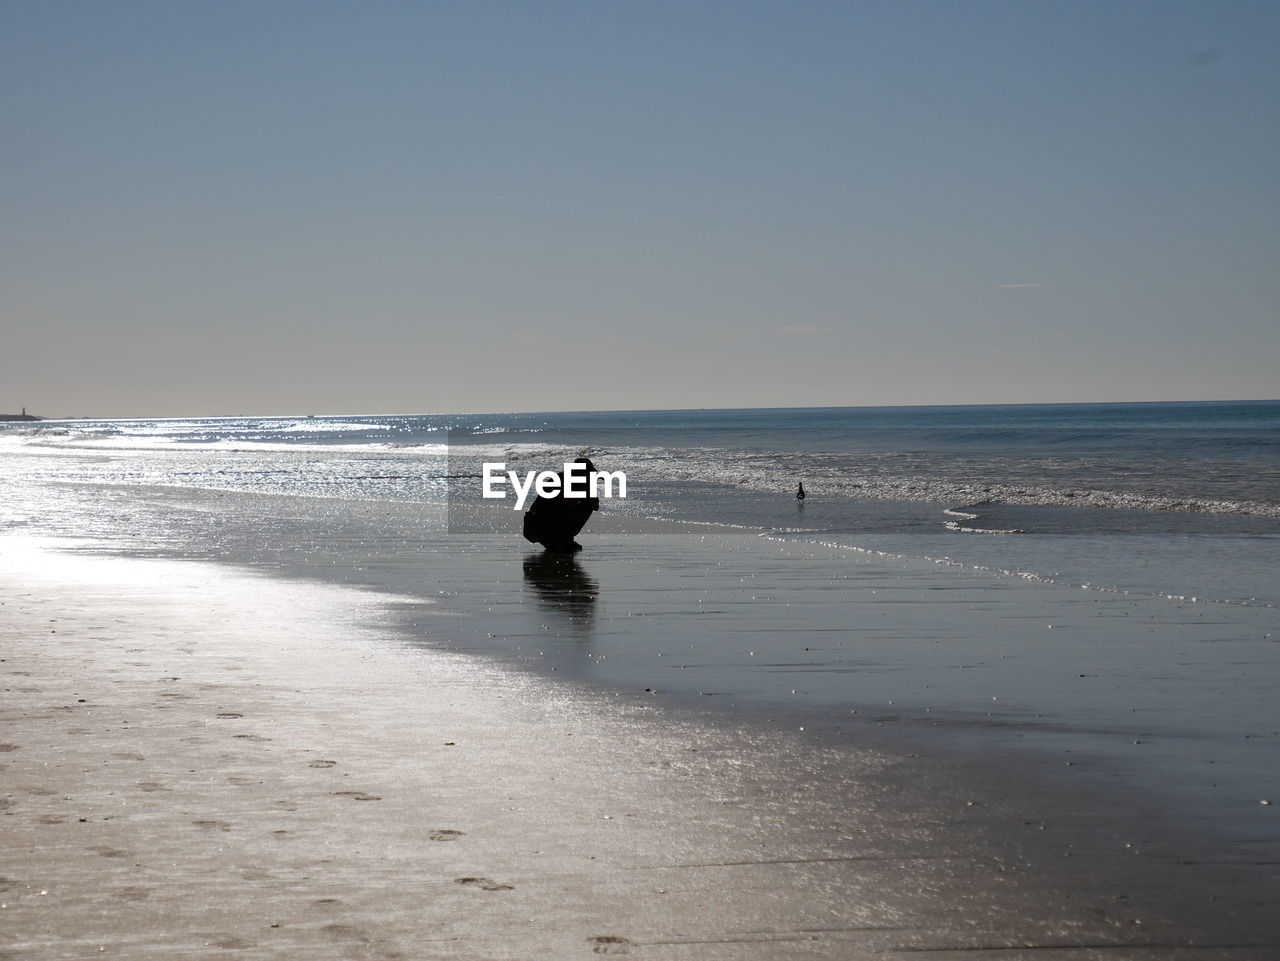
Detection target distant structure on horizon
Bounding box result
[0,406,42,422]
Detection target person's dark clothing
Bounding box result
[522,459,599,552]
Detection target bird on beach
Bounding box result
[796,482,806,501]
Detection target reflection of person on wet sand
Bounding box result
[522,551,598,636]
[522,457,599,553]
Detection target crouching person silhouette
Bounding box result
[522,457,600,553]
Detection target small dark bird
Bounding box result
[796,482,806,501]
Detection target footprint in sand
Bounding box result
[333,791,381,801]
[454,877,513,891]
[0,877,16,893]
[90,846,131,859]
[112,886,151,901]
[137,782,170,793]
[321,923,370,943]
[308,760,337,768]
[429,829,466,841]
[588,936,633,955]
[0,744,19,753]
[192,819,232,832]
[37,815,66,825]
[211,937,255,950]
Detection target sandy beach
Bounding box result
[4,533,1279,960]
[7,0,1280,951]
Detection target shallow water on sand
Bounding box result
[4,471,1277,854]
[11,534,1280,957]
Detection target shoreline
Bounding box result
[4,536,1280,958]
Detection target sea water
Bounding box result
[4,400,1278,605]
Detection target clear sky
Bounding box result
[3,0,1277,417]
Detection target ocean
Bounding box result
[4,399,1279,606]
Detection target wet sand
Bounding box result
[3,534,1279,959]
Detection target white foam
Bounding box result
[598,445,1280,519]
[6,429,448,456]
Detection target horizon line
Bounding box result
[13,396,1280,423]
